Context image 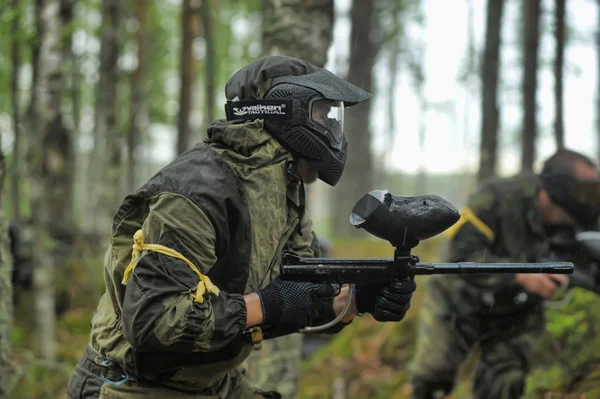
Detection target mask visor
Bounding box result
[310,99,344,150]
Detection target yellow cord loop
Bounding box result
[121,229,220,304]
[443,206,496,243]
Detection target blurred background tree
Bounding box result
[1,0,600,398]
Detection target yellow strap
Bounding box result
[443,206,495,242]
[121,229,220,304]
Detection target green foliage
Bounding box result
[8,245,105,398]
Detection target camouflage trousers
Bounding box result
[242,333,303,399]
[409,276,545,399]
[66,345,281,399]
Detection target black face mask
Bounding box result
[540,168,600,229]
[224,68,371,186]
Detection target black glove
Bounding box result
[256,277,336,338]
[354,278,416,322]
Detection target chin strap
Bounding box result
[287,161,306,236]
[297,180,306,236]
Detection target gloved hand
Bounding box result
[517,253,569,298]
[256,277,336,338]
[354,278,416,322]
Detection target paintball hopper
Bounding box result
[349,189,460,248]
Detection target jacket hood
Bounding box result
[225,55,320,100]
[206,119,292,168]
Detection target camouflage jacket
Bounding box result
[443,173,551,307]
[87,119,321,393]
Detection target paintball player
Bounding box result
[67,55,417,399]
[242,237,333,399]
[409,148,600,399]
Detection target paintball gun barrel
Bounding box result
[280,189,573,332]
[281,254,572,285]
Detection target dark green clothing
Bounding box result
[410,173,550,399]
[68,120,323,398]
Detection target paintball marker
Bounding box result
[280,189,574,332]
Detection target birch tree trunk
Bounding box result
[477,0,505,182]
[261,0,334,68]
[521,0,541,172]
[254,2,336,398]
[31,0,72,362]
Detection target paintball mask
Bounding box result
[224,68,370,186]
[540,167,600,229]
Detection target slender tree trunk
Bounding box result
[382,48,398,188]
[477,0,505,182]
[332,0,379,238]
[521,0,541,172]
[60,0,76,233]
[32,0,72,362]
[463,0,476,179]
[128,0,149,190]
[261,0,334,68]
[10,0,22,223]
[28,0,43,131]
[597,0,600,162]
[554,0,566,150]
[0,146,12,399]
[104,1,124,214]
[23,0,44,219]
[202,0,217,126]
[384,3,400,183]
[177,0,197,155]
[416,95,427,194]
[91,0,122,234]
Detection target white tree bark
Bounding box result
[32,0,64,362]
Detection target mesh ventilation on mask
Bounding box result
[281,127,327,160]
[268,119,290,131]
[329,160,342,180]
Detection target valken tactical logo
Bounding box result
[232,103,286,117]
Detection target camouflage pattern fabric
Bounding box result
[67,119,323,398]
[242,334,303,399]
[409,173,551,399]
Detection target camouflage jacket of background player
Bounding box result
[66,118,341,399]
[441,172,552,312]
[409,173,555,399]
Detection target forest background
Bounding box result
[1,0,600,398]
